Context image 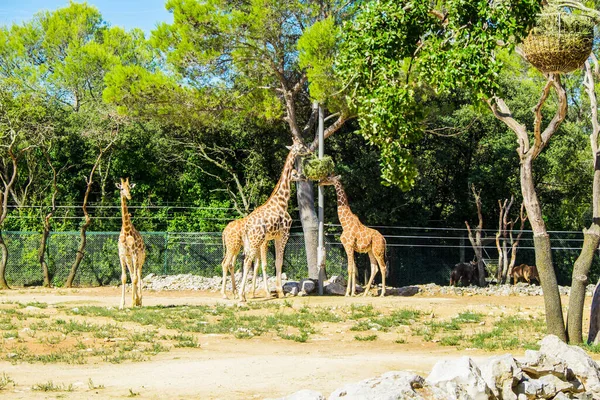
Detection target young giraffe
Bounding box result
[238,143,311,302]
[220,216,267,299]
[220,171,305,299]
[319,175,387,297]
[116,178,146,309]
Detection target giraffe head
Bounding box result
[318,175,341,186]
[290,169,307,182]
[116,177,136,200]
[286,140,311,157]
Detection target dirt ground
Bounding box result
[0,286,597,399]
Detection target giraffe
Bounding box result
[116,177,146,309]
[237,143,311,302]
[319,175,387,297]
[220,170,305,300]
[220,216,267,299]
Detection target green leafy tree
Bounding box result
[105,0,357,279]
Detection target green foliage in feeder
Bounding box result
[521,5,595,74]
[303,155,335,181]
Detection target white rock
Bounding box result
[426,356,496,400]
[328,371,426,400]
[538,335,600,396]
[478,354,521,400]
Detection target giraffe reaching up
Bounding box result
[116,178,146,309]
[319,175,387,297]
[238,143,311,302]
[220,170,306,300]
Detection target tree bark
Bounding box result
[0,232,9,289]
[38,224,51,287]
[588,279,600,344]
[522,158,566,341]
[65,217,90,288]
[296,159,319,279]
[569,228,600,343]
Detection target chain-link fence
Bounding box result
[3,227,599,287]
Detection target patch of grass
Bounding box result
[278,329,310,343]
[28,350,86,365]
[172,333,198,348]
[0,373,14,390]
[440,334,464,346]
[129,330,157,343]
[349,304,378,320]
[454,311,483,324]
[20,301,48,309]
[128,388,140,397]
[3,331,18,339]
[354,334,378,341]
[88,378,105,390]
[32,380,73,392]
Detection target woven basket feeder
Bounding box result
[521,11,595,74]
[303,155,335,181]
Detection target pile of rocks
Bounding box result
[142,273,596,298]
[142,272,287,292]
[274,335,600,399]
[418,283,595,297]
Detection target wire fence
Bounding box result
[3,227,599,287]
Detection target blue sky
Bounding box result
[0,0,173,33]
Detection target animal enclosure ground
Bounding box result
[0,286,597,399]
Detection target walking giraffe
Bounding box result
[116,178,146,308]
[319,175,387,296]
[237,142,311,302]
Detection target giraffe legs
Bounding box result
[221,252,232,299]
[260,241,270,298]
[344,246,356,297]
[363,251,379,297]
[250,257,260,298]
[238,248,258,303]
[376,252,386,297]
[131,254,139,307]
[229,254,238,298]
[119,255,128,310]
[274,236,288,299]
[136,251,145,306]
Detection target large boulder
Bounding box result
[427,356,496,400]
[328,371,426,400]
[538,335,600,396]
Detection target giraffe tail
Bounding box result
[221,231,227,265]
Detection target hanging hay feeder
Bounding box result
[303,155,335,181]
[521,7,595,74]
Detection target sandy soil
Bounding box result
[0,287,596,399]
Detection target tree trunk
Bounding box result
[568,228,600,343]
[0,231,9,289]
[296,160,318,279]
[38,224,51,287]
[521,159,566,340]
[588,279,600,344]
[65,218,91,288]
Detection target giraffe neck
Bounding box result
[266,150,296,207]
[120,195,132,233]
[333,180,349,208]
